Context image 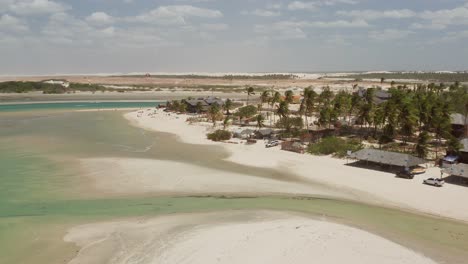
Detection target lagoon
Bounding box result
[1,103,468,264]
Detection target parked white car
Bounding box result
[423,178,445,187]
[266,140,280,148]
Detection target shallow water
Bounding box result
[0,101,161,112]
[1,104,468,264]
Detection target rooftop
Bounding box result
[451,113,467,126]
[460,138,468,153]
[350,148,426,167]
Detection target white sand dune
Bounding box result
[65,211,436,264]
[125,109,468,222]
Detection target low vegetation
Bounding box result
[207,130,232,141]
[0,81,64,93]
[308,137,363,157]
[0,81,152,94]
[235,105,258,119]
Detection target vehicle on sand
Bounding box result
[423,178,445,187]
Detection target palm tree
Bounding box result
[208,103,221,127]
[318,107,331,128]
[195,102,203,115]
[276,101,289,121]
[447,135,462,154]
[303,88,316,129]
[318,86,333,107]
[179,102,187,113]
[223,99,233,115]
[285,90,294,104]
[223,115,231,130]
[298,98,306,126]
[372,104,385,137]
[398,100,417,145]
[260,90,270,106]
[246,86,255,105]
[271,91,281,123]
[256,114,265,130]
[415,131,430,159]
[349,92,362,124]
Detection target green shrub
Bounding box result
[235,105,257,119]
[207,130,232,141]
[308,137,363,157]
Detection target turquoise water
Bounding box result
[1,104,468,264]
[0,101,162,112]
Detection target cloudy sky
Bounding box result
[1,0,468,75]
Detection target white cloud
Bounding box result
[255,22,307,39]
[86,12,115,25]
[337,3,468,29]
[0,14,28,32]
[251,9,281,17]
[8,0,70,15]
[130,5,223,25]
[419,5,468,27]
[369,29,413,41]
[266,3,282,10]
[288,1,317,11]
[409,23,445,30]
[322,0,358,5]
[307,19,368,28]
[288,0,358,11]
[254,18,368,40]
[200,23,228,31]
[336,9,416,20]
[101,26,115,36]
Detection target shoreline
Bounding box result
[125,108,468,223]
[65,210,437,264]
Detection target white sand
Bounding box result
[125,109,468,222]
[80,157,338,197]
[65,211,436,264]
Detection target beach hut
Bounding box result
[281,139,305,154]
[306,125,335,143]
[233,128,255,139]
[451,113,468,137]
[459,138,468,164]
[349,149,426,168]
[255,128,274,139]
[443,163,468,178]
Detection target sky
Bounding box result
[1,0,468,75]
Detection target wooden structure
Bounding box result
[443,163,468,179]
[183,96,225,113]
[349,149,426,168]
[451,113,468,138]
[459,138,468,164]
[305,125,336,143]
[281,139,305,154]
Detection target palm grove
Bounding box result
[168,82,468,160]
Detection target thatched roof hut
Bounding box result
[443,163,468,179]
[349,149,426,167]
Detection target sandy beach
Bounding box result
[124,109,468,222]
[65,211,436,264]
[51,107,467,264]
[80,157,338,197]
